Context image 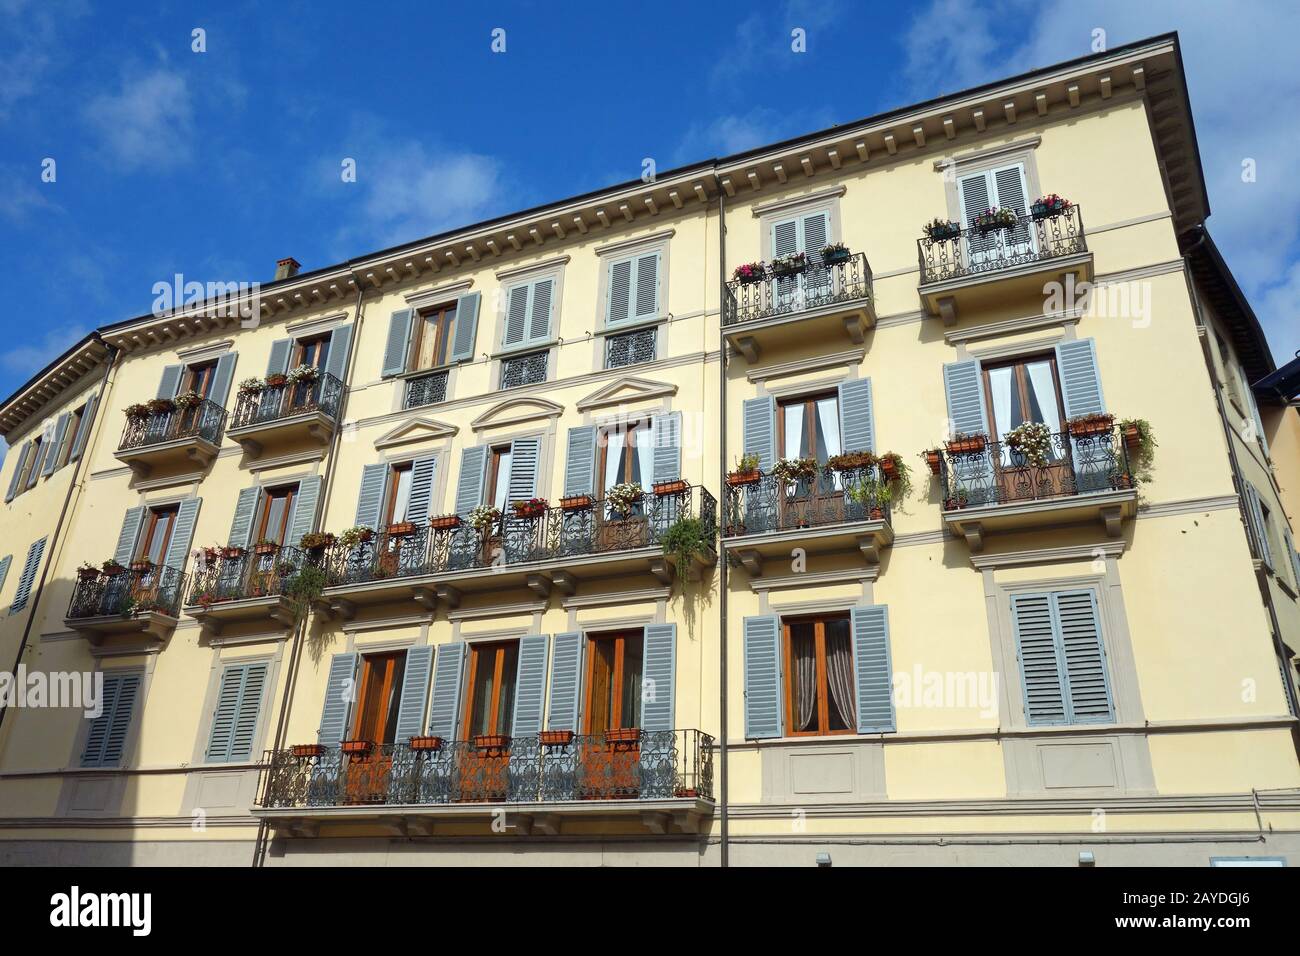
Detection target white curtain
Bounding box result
[816,397,842,459]
[825,629,857,730]
[988,365,1014,466]
[783,405,804,459]
[603,430,623,493]
[634,422,654,488]
[391,468,413,522]
[493,449,512,509]
[1026,361,1061,432]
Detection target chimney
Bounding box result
[275,257,301,281]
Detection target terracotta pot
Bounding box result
[512,504,546,519]
[102,564,126,577]
[357,529,374,543]
[473,734,510,750]
[726,471,761,487]
[946,436,986,454]
[946,497,969,511]
[429,514,462,530]
[652,479,689,496]
[539,730,575,747]
[675,787,699,798]
[77,568,100,582]
[1067,416,1114,439]
[604,728,641,745]
[879,458,899,481]
[1122,423,1142,449]
[870,507,884,520]
[560,495,593,510]
[222,547,246,560]
[130,561,153,573]
[924,450,942,475]
[253,544,277,556]
[340,740,373,755]
[408,735,444,752]
[291,744,325,758]
[387,521,416,536]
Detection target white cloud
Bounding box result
[0,0,87,121]
[0,323,91,376]
[83,66,194,171]
[0,164,58,223]
[674,111,784,165]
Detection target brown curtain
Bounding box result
[793,630,817,731]
[825,630,857,730]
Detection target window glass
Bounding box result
[784,614,855,736]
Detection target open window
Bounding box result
[782,613,856,736]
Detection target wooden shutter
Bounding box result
[742,396,776,471]
[454,446,488,515]
[114,507,146,566]
[43,413,71,476]
[5,443,30,502]
[69,393,98,463]
[743,614,782,739]
[10,536,46,613]
[1011,592,1068,725]
[163,498,201,571]
[354,463,387,529]
[563,426,597,497]
[81,670,142,768]
[943,359,989,436]
[511,634,550,737]
[607,258,634,326]
[206,661,269,763]
[0,556,10,595]
[1055,339,1106,419]
[286,475,321,546]
[382,310,413,377]
[393,645,434,742]
[1244,483,1273,567]
[227,487,260,548]
[651,412,681,483]
[1055,589,1113,723]
[449,292,481,363]
[265,339,292,376]
[324,325,353,382]
[426,643,467,740]
[640,623,677,732]
[316,652,358,746]
[546,631,584,732]
[405,456,438,524]
[506,437,541,503]
[157,364,183,399]
[838,378,875,454]
[210,353,238,408]
[850,605,895,733]
[503,285,530,347]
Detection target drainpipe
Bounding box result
[0,338,121,741]
[714,172,729,868]
[252,281,368,867]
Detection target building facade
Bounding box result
[1,33,1298,866]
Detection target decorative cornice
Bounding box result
[470,396,564,432]
[373,417,459,450]
[575,375,678,412]
[969,539,1127,570]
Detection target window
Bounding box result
[21,434,43,490]
[501,350,548,389]
[137,505,179,565]
[255,486,296,546]
[598,420,653,497]
[486,445,513,511]
[53,405,84,471]
[350,651,406,745]
[182,360,218,398]
[403,368,449,410]
[205,661,269,763]
[584,630,643,733]
[80,669,143,767]
[983,354,1068,477]
[409,303,457,372]
[294,334,331,371]
[384,463,414,526]
[606,327,656,369]
[502,277,555,349]
[778,393,841,464]
[1011,589,1113,726]
[1214,331,1244,403]
[782,613,854,736]
[957,163,1033,264]
[606,252,660,326]
[463,641,520,737]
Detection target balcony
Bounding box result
[255,729,714,836]
[937,425,1138,551]
[402,369,449,410]
[723,252,875,362]
[319,484,717,615]
[227,372,343,458]
[113,399,225,479]
[64,564,187,646]
[186,544,309,637]
[917,206,1091,324]
[721,465,894,573]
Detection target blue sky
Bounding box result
[1,0,1297,417]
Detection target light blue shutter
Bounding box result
[9,536,46,613]
[229,662,268,761]
[324,325,353,382]
[454,446,488,515]
[1285,528,1300,592]
[528,278,554,342]
[81,670,142,767]
[640,623,676,731]
[286,475,321,546]
[850,605,895,733]
[265,339,292,376]
[210,353,237,408]
[1055,339,1106,420]
[993,163,1032,249]
[742,396,776,471]
[0,556,10,595]
[394,645,434,741]
[743,614,782,739]
[563,426,597,496]
[958,171,996,262]
[651,412,681,483]
[228,486,260,548]
[354,463,386,529]
[1056,590,1113,723]
[503,285,529,347]
[1243,484,1272,567]
[82,672,124,766]
[506,437,541,503]
[405,456,438,524]
[449,292,481,363]
[382,310,413,377]
[771,217,800,299]
[838,378,875,453]
[207,662,269,762]
[1011,593,1067,725]
[69,394,98,463]
[114,507,146,565]
[634,252,660,321]
[426,643,467,740]
[607,258,634,325]
[943,359,989,436]
[5,443,30,502]
[157,364,183,399]
[26,433,49,487]
[546,631,584,732]
[163,498,201,571]
[43,413,71,475]
[511,634,550,736]
[317,652,358,746]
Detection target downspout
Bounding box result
[0,338,121,741]
[253,281,368,867]
[713,172,729,868]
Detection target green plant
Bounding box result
[661,517,715,583]
[606,482,643,515]
[469,504,502,530]
[283,562,327,623]
[875,452,913,501]
[299,531,335,550]
[1004,421,1053,468]
[827,450,875,472]
[337,526,374,549]
[1118,418,1157,485]
[734,453,760,474]
[848,477,891,511]
[771,457,818,483]
[238,376,265,395]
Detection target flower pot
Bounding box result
[945,497,969,511]
[560,495,593,511]
[340,740,372,756]
[129,561,153,574]
[924,450,942,475]
[222,547,246,560]
[879,458,899,481]
[386,522,416,537]
[605,728,641,745]
[675,787,698,798]
[1031,202,1066,220]
[772,265,807,279]
[869,507,884,520]
[652,479,689,496]
[726,471,761,487]
[1112,473,1133,490]
[408,735,443,752]
[291,744,325,758]
[1122,423,1142,450]
[77,568,100,582]
[512,505,546,520]
[946,436,986,455]
[538,730,575,747]
[253,544,277,556]
[429,514,462,531]
[927,224,961,242]
[737,272,765,285]
[1067,416,1114,439]
[102,564,126,577]
[822,248,851,266]
[265,375,288,388]
[473,734,510,750]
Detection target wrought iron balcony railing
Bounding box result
[187,544,310,608]
[403,369,449,409]
[230,371,344,430]
[324,483,716,587]
[722,465,890,537]
[917,205,1087,285]
[938,424,1134,511]
[67,564,187,620]
[118,399,226,451]
[723,251,873,327]
[257,729,714,809]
